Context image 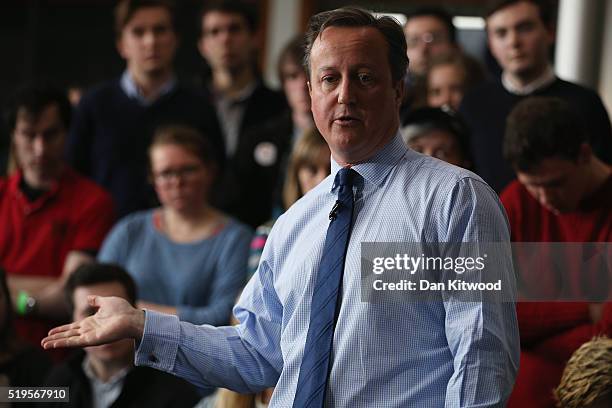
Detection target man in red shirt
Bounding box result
[0,83,115,348]
[500,96,612,407]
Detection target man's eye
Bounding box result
[132,27,145,37]
[494,28,507,39]
[358,73,372,84]
[322,76,336,84]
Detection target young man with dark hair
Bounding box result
[44,263,200,407]
[0,83,114,350]
[68,0,224,218]
[460,0,612,192]
[500,97,612,407]
[197,0,288,227]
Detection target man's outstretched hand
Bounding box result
[41,295,145,350]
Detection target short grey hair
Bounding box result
[303,7,409,84]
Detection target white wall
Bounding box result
[599,0,612,113]
[264,0,301,89]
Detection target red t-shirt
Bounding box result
[0,167,115,350]
[501,175,612,407]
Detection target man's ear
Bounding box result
[394,79,405,107]
[197,36,207,58]
[307,80,312,97]
[116,37,126,59]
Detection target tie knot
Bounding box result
[336,167,357,188]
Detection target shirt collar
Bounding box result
[329,131,408,192]
[9,169,65,214]
[82,355,130,386]
[214,80,258,105]
[120,70,177,105]
[502,64,556,95]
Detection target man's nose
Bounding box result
[143,30,156,47]
[507,29,521,48]
[337,78,356,105]
[32,135,46,156]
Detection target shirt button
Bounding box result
[148,354,158,363]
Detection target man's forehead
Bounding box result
[203,11,248,28]
[312,26,386,58]
[487,2,540,25]
[404,16,447,34]
[16,104,61,126]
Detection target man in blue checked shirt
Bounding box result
[43,7,519,407]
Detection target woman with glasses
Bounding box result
[98,125,252,326]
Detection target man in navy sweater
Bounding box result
[459,0,611,192]
[67,0,224,217]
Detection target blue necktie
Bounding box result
[293,167,357,408]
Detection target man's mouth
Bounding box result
[334,115,361,126]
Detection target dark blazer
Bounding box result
[209,82,290,227]
[43,351,202,408]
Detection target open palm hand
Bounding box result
[41,295,145,350]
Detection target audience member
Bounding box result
[401,107,472,169]
[554,336,612,408]
[0,267,52,389]
[67,0,224,217]
[500,97,612,407]
[98,125,251,326]
[0,83,114,350]
[460,0,612,192]
[214,35,312,228]
[248,127,330,276]
[401,7,458,114]
[198,0,288,227]
[426,51,486,111]
[44,263,200,407]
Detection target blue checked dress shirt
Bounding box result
[135,133,520,407]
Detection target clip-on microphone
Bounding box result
[329,200,341,220]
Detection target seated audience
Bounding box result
[500,97,612,407]
[0,267,52,388]
[401,107,472,169]
[0,83,114,350]
[460,0,612,192]
[554,336,612,408]
[426,51,486,111]
[44,263,200,407]
[99,126,251,326]
[68,0,224,218]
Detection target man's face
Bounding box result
[404,16,454,76]
[12,104,65,188]
[117,6,177,76]
[516,157,587,214]
[199,11,254,72]
[487,1,553,80]
[308,26,403,165]
[73,282,134,363]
